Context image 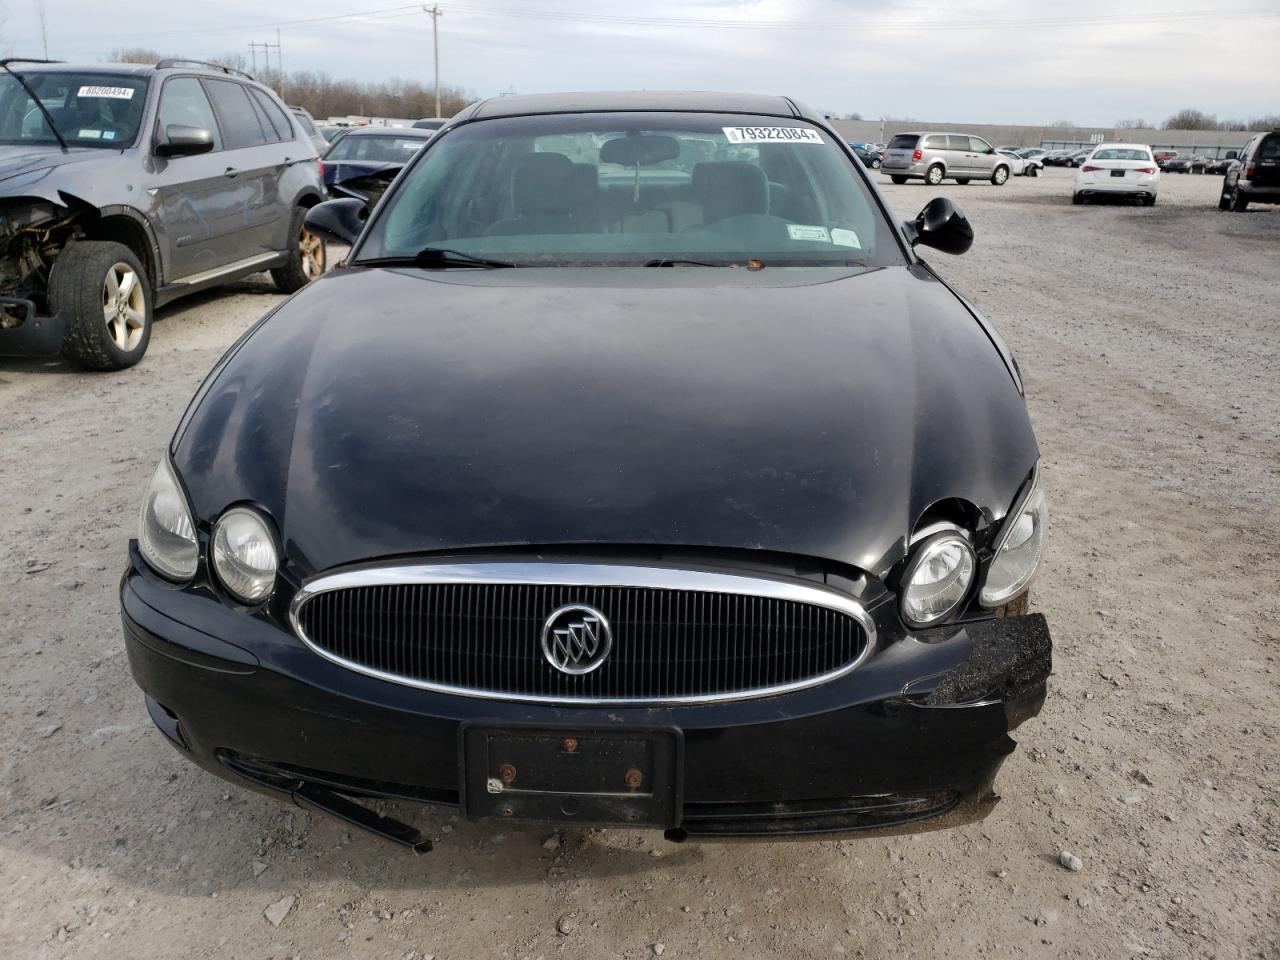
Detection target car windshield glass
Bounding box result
[357,112,901,268]
[0,71,148,148]
[1092,148,1152,161]
[325,134,426,163]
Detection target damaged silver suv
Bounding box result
[0,58,327,369]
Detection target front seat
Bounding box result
[691,161,770,224]
[486,152,583,236]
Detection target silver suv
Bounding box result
[0,58,327,369]
[881,132,1012,187]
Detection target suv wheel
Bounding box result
[52,240,152,370]
[992,165,1010,185]
[954,178,970,185]
[271,205,327,293]
[1229,186,1249,212]
[925,164,944,186]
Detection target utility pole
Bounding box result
[249,36,283,96]
[277,28,285,101]
[424,5,442,117]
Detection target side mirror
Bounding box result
[1225,150,1238,161]
[304,198,368,246]
[155,124,214,158]
[903,197,974,256]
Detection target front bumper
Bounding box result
[120,552,1051,845]
[0,297,64,357]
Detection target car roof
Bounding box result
[1090,143,1152,150]
[340,126,436,139]
[1,59,263,81]
[459,91,813,122]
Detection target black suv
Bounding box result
[0,58,327,369]
[1219,130,1280,212]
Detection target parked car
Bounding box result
[1204,155,1235,175]
[1153,151,1179,169]
[1017,148,1049,162]
[1062,148,1092,168]
[1186,155,1210,174]
[0,57,327,370]
[1040,150,1072,166]
[289,105,328,155]
[1163,155,1191,173]
[997,148,1041,177]
[320,126,435,201]
[123,91,1052,849]
[1072,143,1159,206]
[1219,130,1280,211]
[411,117,448,132]
[848,143,881,168]
[882,131,1012,185]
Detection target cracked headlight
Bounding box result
[138,458,198,581]
[901,533,976,627]
[981,467,1047,607]
[211,506,278,603]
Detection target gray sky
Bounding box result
[6,0,1279,126]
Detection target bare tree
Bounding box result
[1115,118,1150,130]
[1049,120,1077,128]
[1163,109,1217,130]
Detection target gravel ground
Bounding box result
[1,168,1277,960]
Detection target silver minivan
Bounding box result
[881,132,1012,186]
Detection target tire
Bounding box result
[925,164,944,186]
[1229,186,1249,212]
[955,178,970,185]
[871,158,881,169]
[271,205,327,293]
[1071,192,1083,205]
[1028,164,1040,178]
[992,165,1010,185]
[1218,180,1232,210]
[890,175,908,184]
[1142,195,1156,207]
[51,240,152,371]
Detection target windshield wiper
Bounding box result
[357,248,517,270]
[643,258,725,267]
[0,59,68,153]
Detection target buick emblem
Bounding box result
[541,604,612,675]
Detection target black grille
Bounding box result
[295,582,869,701]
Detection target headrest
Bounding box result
[692,161,769,222]
[513,152,576,216]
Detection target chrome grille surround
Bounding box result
[289,562,877,705]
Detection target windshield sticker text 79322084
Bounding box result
[723,126,823,145]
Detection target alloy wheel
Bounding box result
[102,262,146,352]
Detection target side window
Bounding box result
[922,135,946,150]
[969,137,993,154]
[202,79,267,149]
[250,88,295,142]
[156,77,222,150]
[945,135,968,151]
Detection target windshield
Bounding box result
[357,112,901,268]
[1092,148,1152,161]
[0,71,148,148]
[325,134,427,163]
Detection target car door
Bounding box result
[200,78,285,262]
[940,136,969,175]
[968,137,997,176]
[149,75,234,283]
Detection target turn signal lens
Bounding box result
[211,507,278,603]
[981,469,1048,607]
[901,534,976,627]
[138,458,198,581]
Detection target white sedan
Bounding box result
[996,149,1042,177]
[1072,143,1160,206]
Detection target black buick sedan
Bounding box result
[122,92,1051,849]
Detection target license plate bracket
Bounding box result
[459,723,682,827]
[1110,168,1126,177]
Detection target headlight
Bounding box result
[980,467,1047,607]
[211,507,278,603]
[900,533,976,627]
[138,458,198,581]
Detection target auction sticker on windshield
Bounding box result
[77,85,135,99]
[723,126,822,145]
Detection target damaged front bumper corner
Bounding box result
[0,296,64,356]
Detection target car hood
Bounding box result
[322,159,403,185]
[174,264,1038,579]
[0,144,110,186]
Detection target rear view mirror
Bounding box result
[155,124,214,158]
[600,133,681,167]
[304,198,368,246]
[904,197,974,256]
